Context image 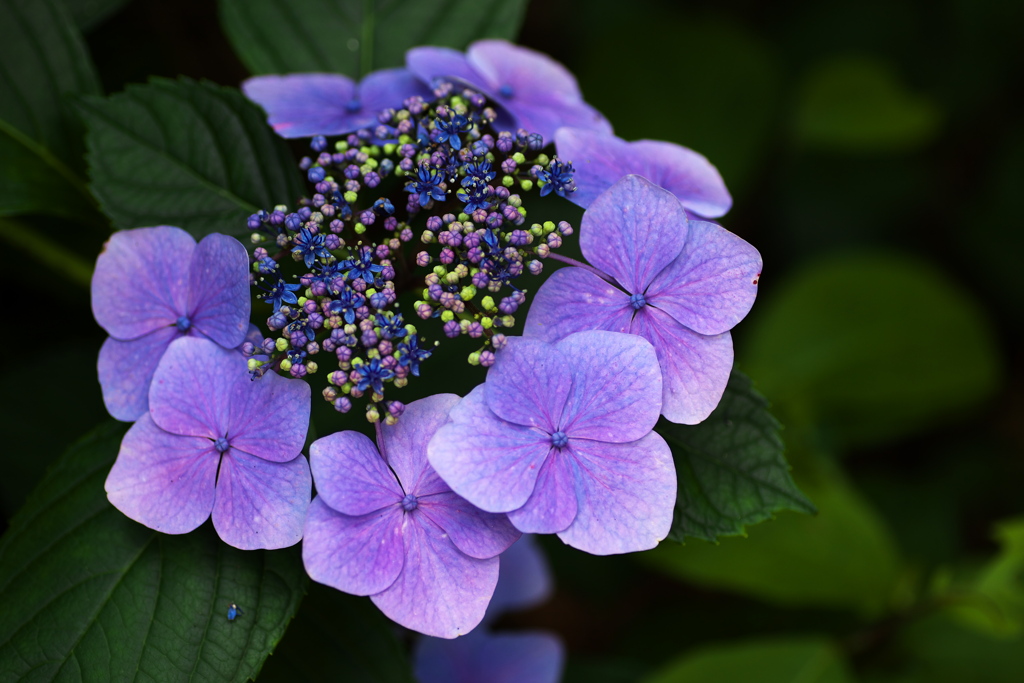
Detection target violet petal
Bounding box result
[186,233,250,349]
[309,430,404,516]
[212,449,311,550]
[522,267,633,341]
[414,630,564,683]
[506,452,578,534]
[242,73,366,138]
[557,432,675,555]
[97,326,179,422]
[380,393,460,497]
[105,413,217,534]
[302,497,406,595]
[418,490,520,560]
[484,337,572,431]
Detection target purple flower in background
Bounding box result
[414,536,564,683]
[92,226,250,421]
[428,331,675,556]
[302,394,520,638]
[242,68,431,138]
[554,127,733,218]
[525,175,761,424]
[406,39,611,142]
[105,337,312,549]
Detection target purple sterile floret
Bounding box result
[554,127,733,218]
[302,394,520,638]
[524,175,762,424]
[92,226,250,421]
[104,337,312,550]
[406,40,611,142]
[427,331,676,556]
[242,68,431,138]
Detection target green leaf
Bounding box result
[740,252,1001,450]
[640,637,855,683]
[643,461,903,616]
[795,56,941,153]
[78,77,305,238]
[218,0,530,78]
[258,583,415,683]
[0,0,102,220]
[63,0,133,31]
[947,517,1024,636]
[0,421,308,683]
[660,370,815,543]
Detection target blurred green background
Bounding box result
[2,0,1022,681]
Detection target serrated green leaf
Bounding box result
[641,637,855,683]
[740,252,1001,450]
[78,77,305,238]
[660,370,814,543]
[64,0,133,32]
[0,421,308,683]
[218,0,530,78]
[258,583,415,683]
[0,0,102,220]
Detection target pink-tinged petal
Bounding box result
[97,327,179,422]
[428,386,552,513]
[484,337,571,431]
[487,535,553,618]
[358,67,432,112]
[580,175,688,294]
[309,430,403,516]
[557,331,662,442]
[226,366,310,463]
[631,308,735,424]
[506,453,578,534]
[302,497,405,595]
[186,233,250,349]
[558,433,675,555]
[523,267,633,342]
[645,220,762,336]
[242,74,365,138]
[105,413,216,534]
[406,46,483,90]
[212,450,311,550]
[380,394,460,496]
[418,491,520,560]
[92,226,194,339]
[414,630,564,683]
[555,128,732,217]
[371,512,497,638]
[148,337,233,438]
[467,40,611,140]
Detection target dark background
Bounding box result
[3,1,1022,681]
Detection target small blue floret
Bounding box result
[551,431,568,449]
[629,293,647,310]
[175,316,191,332]
[401,493,419,512]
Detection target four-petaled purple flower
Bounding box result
[554,127,733,218]
[92,226,250,421]
[524,175,761,424]
[242,68,431,138]
[302,394,520,638]
[105,337,312,549]
[407,39,612,142]
[428,331,676,555]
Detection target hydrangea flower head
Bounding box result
[302,394,521,638]
[105,336,312,549]
[428,331,675,555]
[242,68,431,138]
[554,127,733,218]
[406,39,611,142]
[525,175,762,424]
[91,226,250,421]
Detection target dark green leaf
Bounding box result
[0,0,102,219]
[258,583,415,683]
[740,252,1001,450]
[641,637,855,683]
[78,77,305,238]
[63,0,133,32]
[0,421,308,683]
[218,0,530,78]
[660,370,815,543]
